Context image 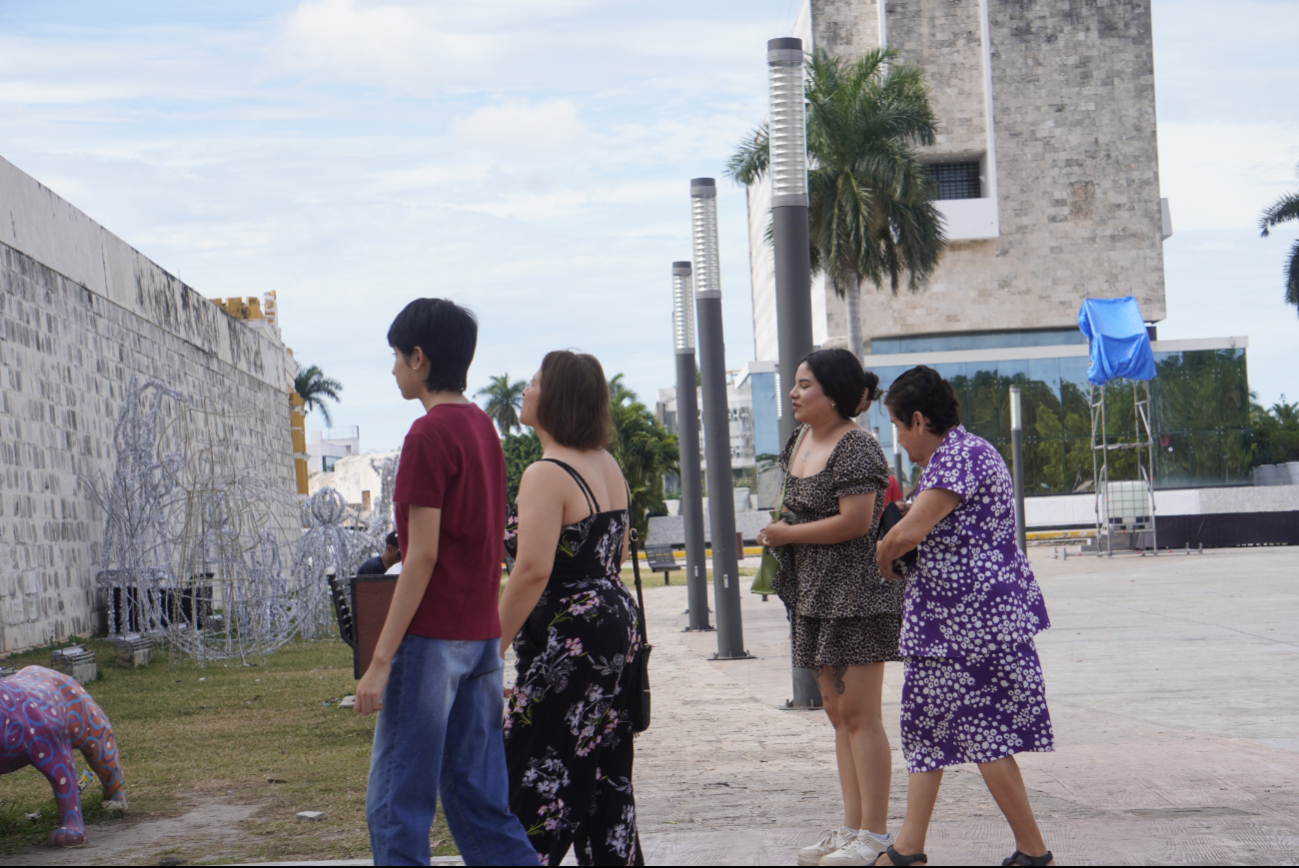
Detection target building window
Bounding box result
[927,162,981,200]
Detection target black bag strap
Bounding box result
[625,480,649,645]
[540,458,599,517]
[629,527,649,646]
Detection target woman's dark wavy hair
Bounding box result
[534,350,612,451]
[884,365,961,434]
[801,348,880,420]
[387,298,478,393]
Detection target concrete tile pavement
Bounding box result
[629,547,1299,865]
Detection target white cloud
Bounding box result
[1158,121,1299,233]
[280,0,451,88]
[449,99,586,155]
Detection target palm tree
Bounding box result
[1260,164,1299,316]
[476,373,527,435]
[294,365,343,427]
[728,47,945,360]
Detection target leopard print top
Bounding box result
[771,426,905,619]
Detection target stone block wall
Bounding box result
[0,156,298,652]
[801,0,1167,341]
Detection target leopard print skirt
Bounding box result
[791,612,902,668]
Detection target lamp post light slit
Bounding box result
[768,37,820,707]
[672,261,712,632]
[690,178,749,661]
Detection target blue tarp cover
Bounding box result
[1077,296,1156,385]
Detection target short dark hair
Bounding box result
[884,365,961,434]
[801,348,880,420]
[534,350,612,451]
[384,532,399,550]
[387,298,478,393]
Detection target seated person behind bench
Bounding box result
[359,532,401,575]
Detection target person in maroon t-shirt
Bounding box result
[353,298,534,867]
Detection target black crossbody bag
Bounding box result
[878,501,919,575]
[627,528,652,733]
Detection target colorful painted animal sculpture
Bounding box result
[0,666,127,847]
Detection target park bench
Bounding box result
[644,544,682,585]
[328,574,355,649]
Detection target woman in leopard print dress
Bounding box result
[758,349,904,866]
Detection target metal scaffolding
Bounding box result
[1090,381,1158,556]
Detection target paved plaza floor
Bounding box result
[629,545,1299,866]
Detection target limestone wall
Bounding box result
[798,0,1167,341]
[0,156,298,652]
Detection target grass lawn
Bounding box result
[0,634,456,864]
[617,565,757,589]
[0,569,739,863]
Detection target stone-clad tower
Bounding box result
[749,0,1169,356]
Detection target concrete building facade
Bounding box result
[0,156,299,652]
[749,0,1171,358]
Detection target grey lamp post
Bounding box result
[1010,385,1027,553]
[673,261,712,632]
[769,36,820,707]
[691,177,748,660]
[893,423,906,493]
[769,37,815,447]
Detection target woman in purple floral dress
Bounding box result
[875,366,1056,868]
[499,350,644,867]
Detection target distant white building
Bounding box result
[308,449,399,519]
[307,426,360,474]
[655,362,781,483]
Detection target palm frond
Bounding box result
[1287,239,1299,314]
[1261,191,1299,236]
[726,125,771,186]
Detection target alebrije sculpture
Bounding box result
[0,666,127,847]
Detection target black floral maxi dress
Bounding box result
[503,459,645,867]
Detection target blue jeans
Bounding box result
[367,634,537,866]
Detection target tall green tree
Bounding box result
[476,373,527,434]
[293,365,343,427]
[728,47,946,360]
[1260,164,1299,316]
[1250,398,1299,466]
[503,429,543,502]
[607,375,679,538]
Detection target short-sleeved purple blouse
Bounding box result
[900,424,1050,658]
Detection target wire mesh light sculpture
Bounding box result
[83,377,369,662]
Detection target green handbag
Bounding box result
[751,425,809,596]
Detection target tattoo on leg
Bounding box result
[832,665,847,695]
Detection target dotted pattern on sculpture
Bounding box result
[0,666,127,847]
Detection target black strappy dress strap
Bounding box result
[540,458,600,517]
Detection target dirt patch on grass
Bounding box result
[10,800,260,866]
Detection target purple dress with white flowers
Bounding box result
[899,425,1055,772]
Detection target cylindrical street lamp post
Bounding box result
[691,178,748,660]
[768,37,820,707]
[892,424,906,495]
[769,37,815,447]
[672,261,712,632]
[1010,385,1027,553]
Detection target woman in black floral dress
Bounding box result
[499,350,644,867]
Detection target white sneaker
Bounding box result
[821,831,893,866]
[798,827,858,867]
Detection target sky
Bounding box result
[0,0,1295,452]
